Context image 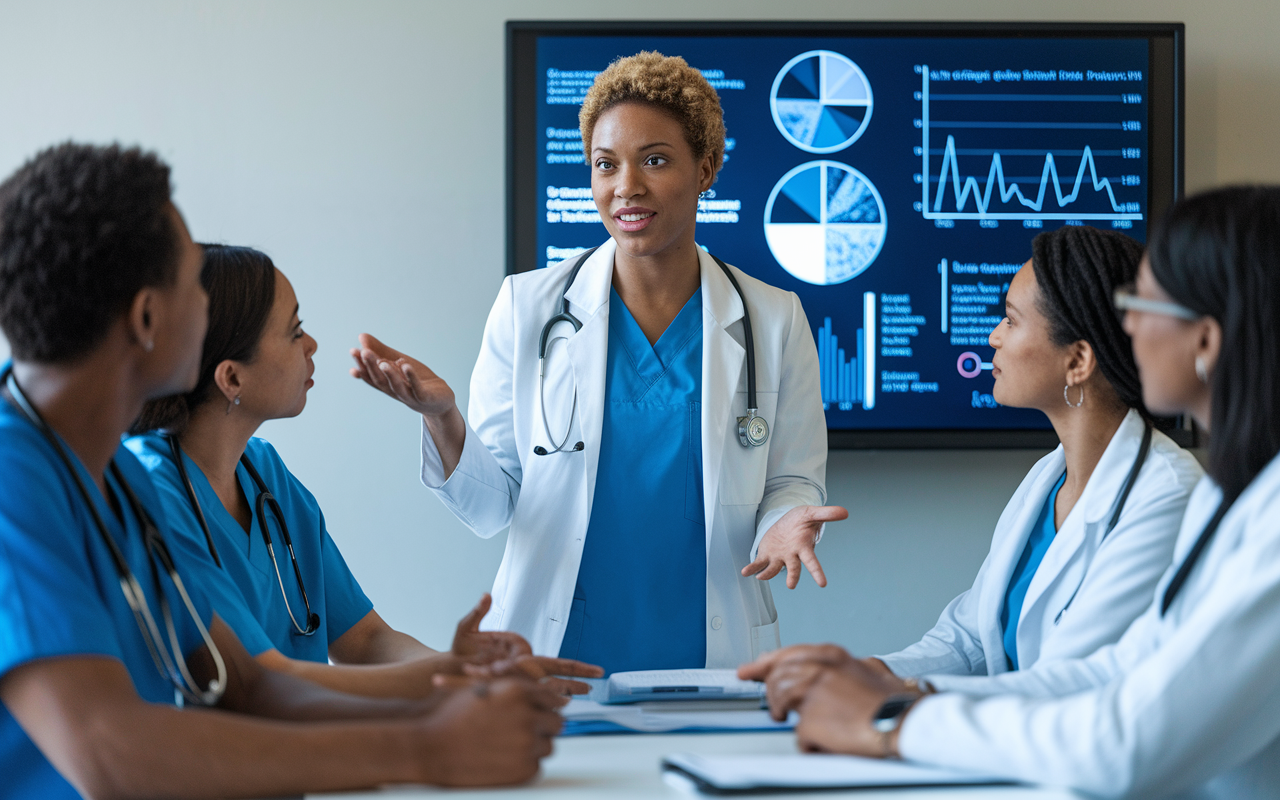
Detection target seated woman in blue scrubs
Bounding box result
[129,244,600,697]
[0,143,566,798]
[867,225,1203,679]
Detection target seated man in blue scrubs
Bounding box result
[0,142,566,798]
[127,244,600,697]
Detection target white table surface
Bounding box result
[308,731,1081,799]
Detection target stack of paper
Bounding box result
[662,753,1017,793]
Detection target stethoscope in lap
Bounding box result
[169,435,320,637]
[535,246,770,455]
[3,367,226,706]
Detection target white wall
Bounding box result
[0,0,1274,655]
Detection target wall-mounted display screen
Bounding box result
[507,22,1184,447]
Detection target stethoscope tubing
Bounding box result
[535,246,767,454]
[3,368,226,707]
[170,433,319,637]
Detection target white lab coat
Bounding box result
[899,453,1280,799]
[879,410,1202,677]
[420,239,827,665]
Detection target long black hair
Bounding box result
[1148,186,1280,503]
[1031,225,1148,415]
[131,245,277,434]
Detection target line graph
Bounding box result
[918,65,1144,222]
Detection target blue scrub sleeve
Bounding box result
[132,451,278,658]
[317,513,374,644]
[0,432,123,678]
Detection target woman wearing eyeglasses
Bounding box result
[352,52,842,675]
[744,187,1280,799]
[127,245,601,698]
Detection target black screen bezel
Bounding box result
[507,20,1187,449]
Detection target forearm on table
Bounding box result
[98,700,422,798]
[1,657,428,800]
[256,649,455,703]
[330,611,439,665]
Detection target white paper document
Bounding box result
[661,753,1018,793]
[560,698,794,735]
[601,669,767,704]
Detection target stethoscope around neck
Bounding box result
[535,246,770,456]
[2,367,226,707]
[168,434,320,637]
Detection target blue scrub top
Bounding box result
[557,288,707,676]
[127,434,373,663]
[1001,471,1067,670]
[0,390,215,799]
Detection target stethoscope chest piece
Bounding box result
[738,409,770,448]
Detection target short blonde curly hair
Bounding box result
[579,51,726,176]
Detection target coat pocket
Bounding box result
[750,618,781,660]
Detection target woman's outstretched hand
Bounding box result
[743,505,849,589]
[350,333,457,419]
[351,333,467,474]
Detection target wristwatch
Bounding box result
[871,692,921,734]
[871,692,921,758]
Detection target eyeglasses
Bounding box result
[1113,284,1200,321]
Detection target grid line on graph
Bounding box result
[919,65,1144,222]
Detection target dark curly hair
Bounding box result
[579,51,726,177]
[131,245,277,435]
[1031,225,1147,416]
[0,142,178,363]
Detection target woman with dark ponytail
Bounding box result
[744,186,1280,800]
[127,245,600,699]
[865,225,1202,680]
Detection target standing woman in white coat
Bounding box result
[874,225,1201,678]
[353,52,844,674]
[745,186,1280,799]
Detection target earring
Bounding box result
[1195,356,1209,384]
[226,396,240,415]
[1064,383,1085,408]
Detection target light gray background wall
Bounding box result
[0,0,1273,656]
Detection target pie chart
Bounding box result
[764,161,887,286]
[770,50,873,154]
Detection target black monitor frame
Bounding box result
[507,20,1189,450]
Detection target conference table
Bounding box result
[310,731,1082,799]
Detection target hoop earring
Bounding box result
[1195,356,1209,384]
[1064,384,1085,408]
[226,396,240,415]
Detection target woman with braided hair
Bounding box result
[866,225,1203,679]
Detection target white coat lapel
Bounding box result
[1019,410,1145,621]
[700,250,745,530]
[562,241,616,514]
[977,448,1066,669]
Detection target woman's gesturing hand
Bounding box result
[742,505,849,589]
[450,594,603,695]
[350,333,457,419]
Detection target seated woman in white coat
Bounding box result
[875,225,1201,678]
[352,52,844,674]
[744,186,1280,799]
